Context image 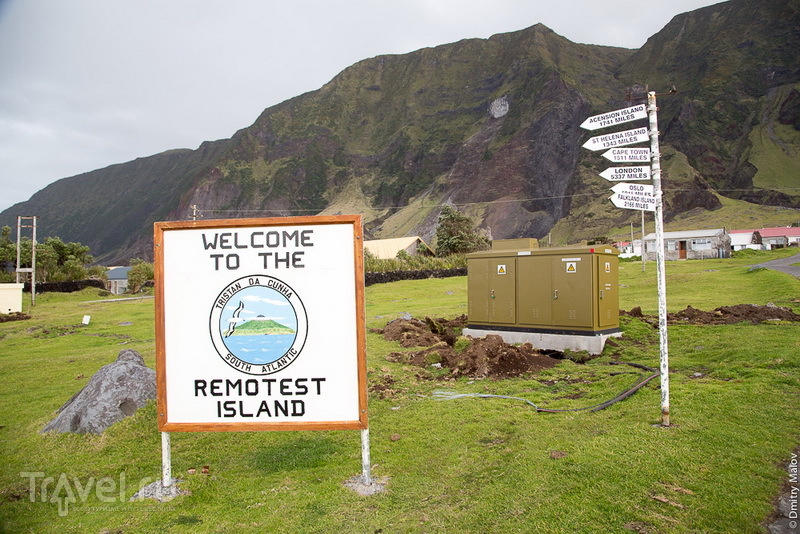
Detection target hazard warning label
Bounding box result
[497,264,507,275]
[565,262,577,273]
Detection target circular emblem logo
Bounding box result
[209,275,307,375]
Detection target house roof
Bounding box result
[363,236,433,259]
[106,266,132,280]
[730,232,758,245]
[643,228,727,241]
[731,226,800,237]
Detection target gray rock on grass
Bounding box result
[42,349,156,434]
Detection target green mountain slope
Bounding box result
[1,0,798,261]
[227,318,295,336]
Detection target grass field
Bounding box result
[1,249,799,533]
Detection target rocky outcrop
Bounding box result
[41,349,156,434]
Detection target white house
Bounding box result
[614,239,643,258]
[363,236,435,259]
[729,230,763,251]
[756,227,800,248]
[106,266,131,295]
[730,227,800,250]
[643,229,731,261]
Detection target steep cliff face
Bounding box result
[440,75,591,240]
[2,0,798,262]
[172,23,630,244]
[0,141,229,262]
[617,0,800,205]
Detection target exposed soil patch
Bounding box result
[378,316,560,379]
[622,304,800,326]
[376,315,468,348]
[368,373,406,399]
[0,312,31,323]
[26,324,85,337]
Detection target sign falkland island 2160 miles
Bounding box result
[154,215,367,432]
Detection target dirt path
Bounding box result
[751,252,800,278]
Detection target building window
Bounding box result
[691,238,712,250]
[666,240,676,251]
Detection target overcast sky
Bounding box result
[0,0,723,213]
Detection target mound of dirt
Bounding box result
[378,315,468,347]
[386,333,560,379]
[622,304,800,325]
[0,312,30,323]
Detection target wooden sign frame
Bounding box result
[154,215,367,432]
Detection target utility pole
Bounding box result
[630,222,634,254]
[641,210,646,272]
[648,91,670,427]
[16,216,37,306]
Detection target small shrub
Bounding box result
[128,260,154,293]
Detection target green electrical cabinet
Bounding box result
[467,246,619,335]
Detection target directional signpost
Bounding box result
[609,182,655,211]
[599,166,651,182]
[602,147,651,163]
[580,97,671,426]
[579,103,647,131]
[581,126,649,151]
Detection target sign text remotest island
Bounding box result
[154,215,367,432]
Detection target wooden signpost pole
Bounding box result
[647,91,670,427]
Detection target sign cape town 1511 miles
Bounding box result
[154,215,367,432]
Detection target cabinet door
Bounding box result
[517,255,552,326]
[596,256,618,328]
[467,259,490,323]
[489,259,515,324]
[552,256,593,328]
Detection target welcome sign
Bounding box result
[154,215,367,432]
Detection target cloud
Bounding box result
[0,0,722,213]
[241,295,288,306]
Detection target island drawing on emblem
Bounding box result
[218,285,298,365]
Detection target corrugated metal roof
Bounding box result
[731,227,800,237]
[752,227,800,238]
[643,228,726,241]
[730,232,757,245]
[106,266,132,280]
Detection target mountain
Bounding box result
[227,318,295,337]
[2,0,799,263]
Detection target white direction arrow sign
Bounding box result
[600,166,651,181]
[609,182,656,211]
[580,104,647,131]
[602,147,651,163]
[582,127,649,151]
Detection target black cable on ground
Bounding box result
[434,362,659,413]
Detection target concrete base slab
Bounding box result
[462,328,622,355]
